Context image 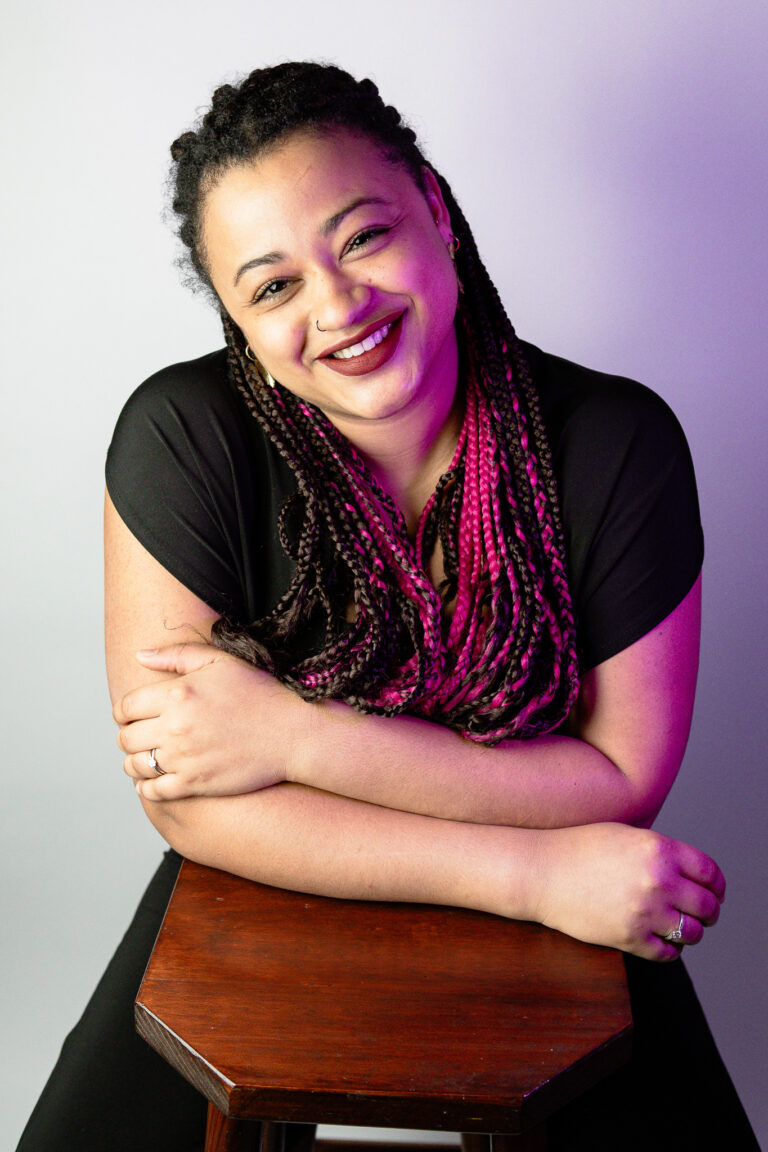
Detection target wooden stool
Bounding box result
[136,860,632,1152]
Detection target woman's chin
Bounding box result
[311,372,423,427]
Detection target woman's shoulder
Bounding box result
[105,348,297,620]
[106,346,280,476]
[112,347,236,426]
[106,347,261,514]
[520,339,688,458]
[518,340,703,669]
[521,337,698,524]
[522,338,700,527]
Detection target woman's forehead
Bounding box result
[207,129,416,220]
[202,129,420,265]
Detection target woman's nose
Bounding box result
[311,267,373,333]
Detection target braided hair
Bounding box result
[170,62,579,741]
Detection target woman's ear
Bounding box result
[421,166,453,241]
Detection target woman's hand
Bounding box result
[114,643,311,801]
[526,822,725,961]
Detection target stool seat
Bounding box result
[136,860,632,1149]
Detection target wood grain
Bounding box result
[136,860,631,1135]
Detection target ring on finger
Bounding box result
[662,911,686,943]
[147,748,165,776]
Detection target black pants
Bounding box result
[16,850,759,1151]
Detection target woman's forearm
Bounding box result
[147,782,538,919]
[288,583,701,831]
[126,580,698,829]
[292,704,639,829]
[142,779,726,962]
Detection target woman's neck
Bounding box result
[356,386,463,535]
[324,332,464,533]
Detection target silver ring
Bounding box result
[148,749,165,776]
[662,911,685,943]
[316,319,326,332]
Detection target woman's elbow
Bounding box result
[620,752,686,828]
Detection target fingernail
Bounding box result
[135,781,142,795]
[136,648,159,658]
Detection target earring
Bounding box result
[447,235,464,294]
[245,345,276,388]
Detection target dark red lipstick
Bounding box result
[320,314,403,377]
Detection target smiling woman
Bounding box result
[15,60,758,1152]
[204,132,459,434]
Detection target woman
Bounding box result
[17,62,758,1150]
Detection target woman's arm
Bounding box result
[116,544,700,830]
[106,494,722,960]
[300,579,700,829]
[104,489,535,916]
[145,778,723,962]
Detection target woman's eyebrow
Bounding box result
[320,195,391,237]
[234,251,283,287]
[233,197,392,287]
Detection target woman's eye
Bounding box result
[252,279,291,304]
[345,227,389,255]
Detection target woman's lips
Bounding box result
[320,316,403,377]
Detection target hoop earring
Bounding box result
[245,345,276,388]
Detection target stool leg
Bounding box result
[204,1101,262,1152]
[492,1130,547,1152]
[260,1121,288,1152]
[462,1130,548,1152]
[462,1135,490,1152]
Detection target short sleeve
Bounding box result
[105,349,296,621]
[534,348,704,671]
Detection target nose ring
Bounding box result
[316,320,326,333]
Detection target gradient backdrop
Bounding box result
[2,0,766,1146]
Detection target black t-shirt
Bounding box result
[102,355,762,1146]
[105,341,703,672]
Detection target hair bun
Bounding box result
[170,130,197,162]
[358,77,380,98]
[382,103,401,127]
[211,82,238,109]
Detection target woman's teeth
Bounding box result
[330,322,393,359]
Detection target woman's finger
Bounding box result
[645,912,704,961]
[134,642,221,676]
[657,908,705,947]
[116,719,162,756]
[674,839,726,901]
[112,680,170,727]
[674,877,722,927]
[123,749,168,781]
[645,935,687,963]
[135,772,192,802]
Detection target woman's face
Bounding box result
[202,128,459,436]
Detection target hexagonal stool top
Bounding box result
[136,861,631,1144]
